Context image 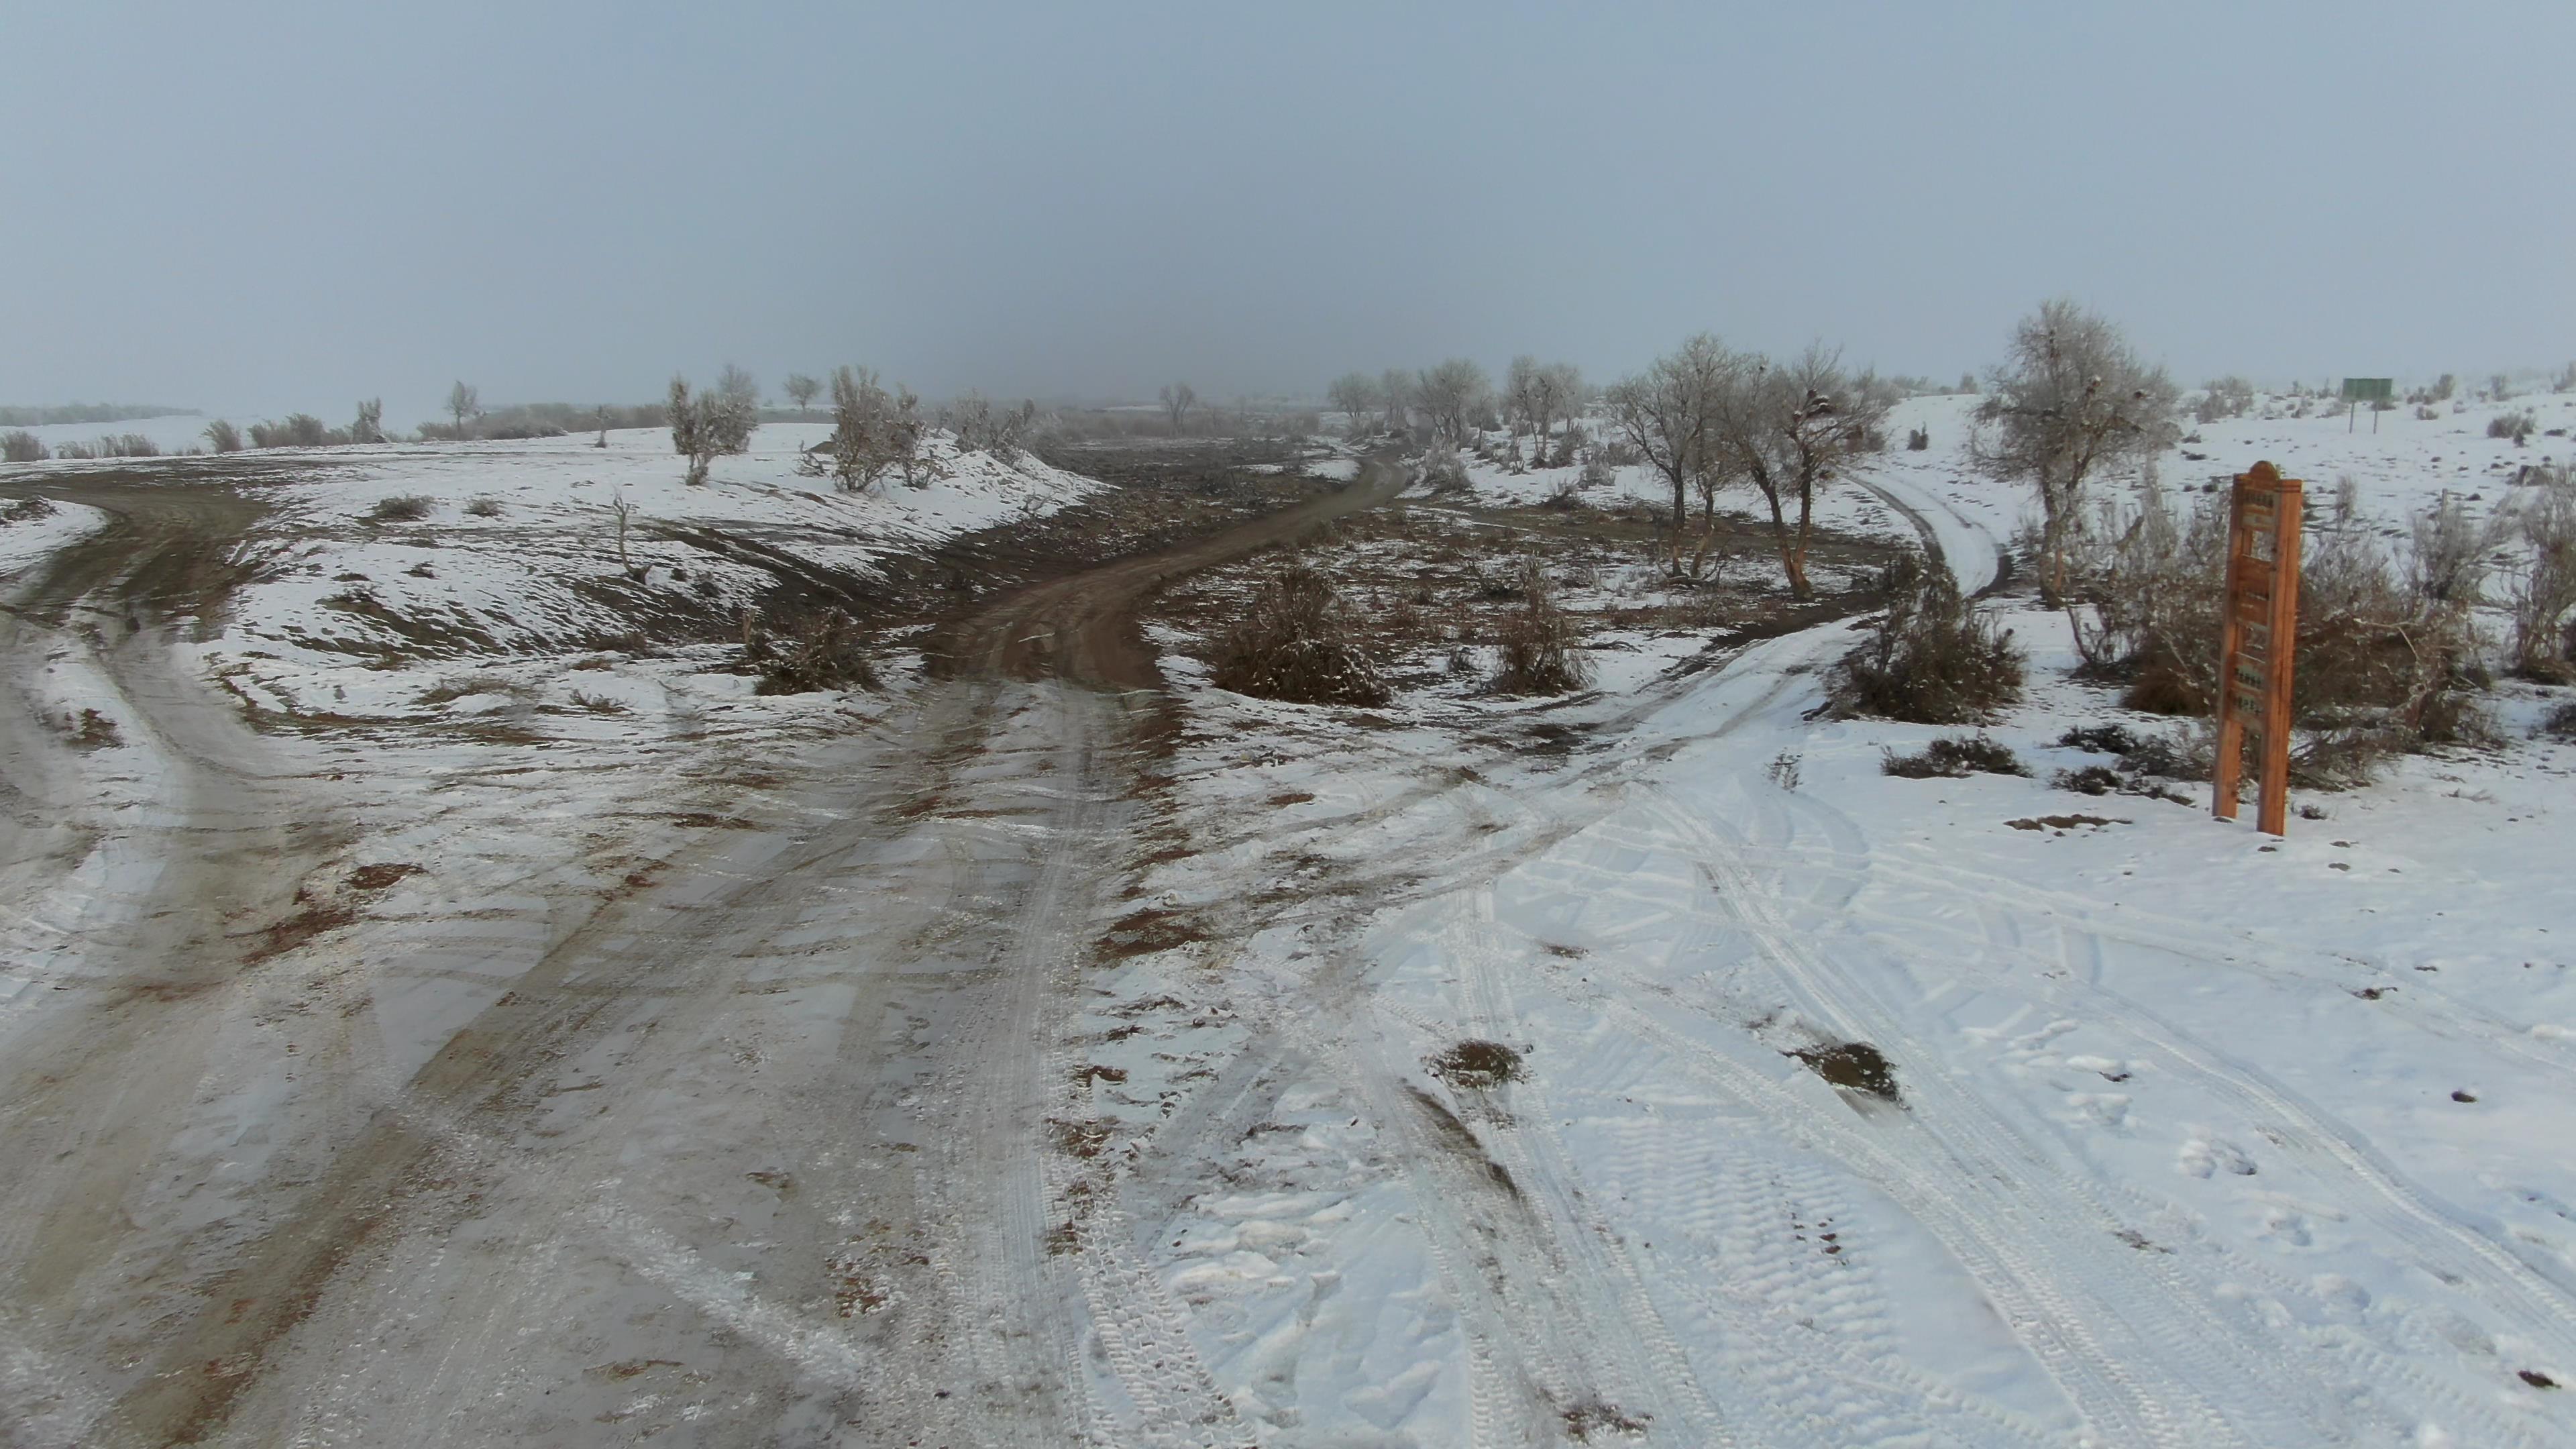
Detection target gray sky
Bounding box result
[5,1,2569,427]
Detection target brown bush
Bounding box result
[753,608,879,694]
[1833,553,2025,724]
[1210,565,1391,706]
[1490,562,1592,695]
[1880,733,2029,779]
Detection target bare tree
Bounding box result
[350,398,385,445]
[784,372,821,413]
[1605,333,1734,540]
[1326,372,1381,434]
[445,380,480,437]
[1708,344,1894,598]
[609,490,636,570]
[1159,382,1197,433]
[1378,368,1411,433]
[1969,299,2178,598]
[1505,357,1584,458]
[1413,358,1493,446]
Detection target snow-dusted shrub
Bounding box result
[203,419,242,453]
[1880,733,2028,779]
[1833,553,2025,724]
[1419,449,1470,495]
[2542,701,2576,740]
[804,366,936,492]
[368,495,434,523]
[1,430,44,463]
[3,496,57,521]
[2193,376,2256,424]
[751,608,878,694]
[1490,562,1592,695]
[2509,465,2576,679]
[669,368,759,485]
[943,392,1038,460]
[2489,411,2534,443]
[1210,565,1390,707]
[250,414,343,448]
[464,496,502,518]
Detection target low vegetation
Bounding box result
[1880,733,2029,779]
[748,608,879,694]
[1210,564,1391,706]
[1489,561,1592,694]
[1833,552,2025,723]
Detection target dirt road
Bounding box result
[0,458,1403,1448]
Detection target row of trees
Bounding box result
[1606,339,1898,598]
[1328,356,1588,448]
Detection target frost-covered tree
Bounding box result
[350,398,385,445]
[1970,299,2178,598]
[784,373,821,413]
[1708,345,1894,598]
[445,380,480,435]
[1327,372,1381,433]
[1413,358,1492,446]
[669,368,759,485]
[1505,356,1583,456]
[810,366,937,492]
[1378,368,1411,433]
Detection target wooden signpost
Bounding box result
[2214,461,2303,835]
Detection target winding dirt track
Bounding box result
[0,460,1402,1448]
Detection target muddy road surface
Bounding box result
[0,460,1401,1448]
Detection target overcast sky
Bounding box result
[4,1,2569,426]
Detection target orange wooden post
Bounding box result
[2213,462,2302,835]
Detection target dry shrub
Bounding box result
[2069,477,2498,788]
[1880,733,2028,779]
[1491,562,1592,695]
[464,496,503,518]
[1833,552,2025,723]
[368,495,434,523]
[752,607,879,694]
[4,496,57,522]
[3,430,48,463]
[1210,565,1390,706]
[2508,465,2576,679]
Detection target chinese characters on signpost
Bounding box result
[2213,462,2303,835]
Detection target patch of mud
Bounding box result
[345,862,422,891]
[1403,1085,1520,1198]
[1430,1038,1524,1088]
[1562,1397,1652,1440]
[1788,1040,1901,1104]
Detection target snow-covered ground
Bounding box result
[1093,415,2576,1445]
[4,401,2572,1446]
[0,499,107,578]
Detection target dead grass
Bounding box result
[1430,1039,1523,1088]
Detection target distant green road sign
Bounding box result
[2341,378,2394,402]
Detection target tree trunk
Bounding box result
[1762,490,1804,598]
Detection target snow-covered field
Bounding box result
[1089,407,2576,1445]
[3,400,2573,1446]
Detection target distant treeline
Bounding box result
[418,400,667,441]
[0,402,201,427]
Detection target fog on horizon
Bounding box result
[3,0,2568,428]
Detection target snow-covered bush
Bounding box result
[669,368,759,485]
[1833,553,2025,724]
